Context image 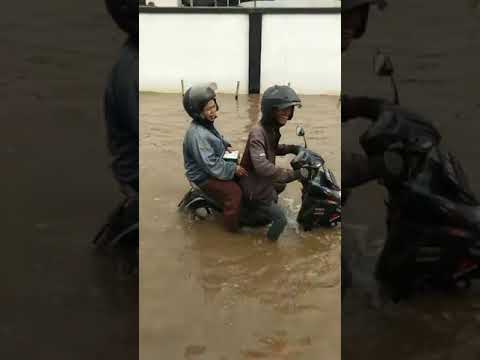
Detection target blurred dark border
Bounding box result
[1,2,138,359]
[342,1,480,359]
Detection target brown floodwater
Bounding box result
[140,93,341,359]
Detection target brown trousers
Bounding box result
[200,178,242,232]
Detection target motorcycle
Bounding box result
[178,127,341,231]
[361,51,480,300]
[292,126,342,229]
[93,185,139,275]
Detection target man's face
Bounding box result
[273,106,293,127]
[201,99,218,122]
[342,5,370,52]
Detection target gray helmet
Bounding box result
[183,85,218,119]
[261,85,302,122]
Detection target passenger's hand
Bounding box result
[227,147,234,153]
[235,165,248,177]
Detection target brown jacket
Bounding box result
[239,123,298,204]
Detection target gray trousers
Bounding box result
[241,201,288,241]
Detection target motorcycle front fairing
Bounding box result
[307,169,341,200]
[298,164,342,229]
[297,193,341,229]
[361,107,480,295]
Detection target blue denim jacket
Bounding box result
[183,121,236,186]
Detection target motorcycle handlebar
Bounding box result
[290,149,324,170]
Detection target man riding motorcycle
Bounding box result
[93,0,139,273]
[341,0,388,297]
[342,0,388,188]
[239,85,303,241]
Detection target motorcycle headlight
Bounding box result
[384,150,405,177]
[300,168,309,179]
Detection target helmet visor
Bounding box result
[277,101,302,110]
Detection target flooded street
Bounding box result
[140,93,341,359]
[342,1,480,359]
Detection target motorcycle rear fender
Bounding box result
[178,187,195,204]
[185,195,221,212]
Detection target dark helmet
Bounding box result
[343,0,387,11]
[105,0,138,38]
[343,0,373,11]
[261,85,302,124]
[342,0,387,39]
[183,85,219,119]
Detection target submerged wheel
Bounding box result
[193,206,214,219]
[186,200,217,221]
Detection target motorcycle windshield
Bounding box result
[307,150,325,166]
[291,149,324,170]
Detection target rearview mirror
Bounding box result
[296,126,305,137]
[373,51,394,77]
[296,125,307,148]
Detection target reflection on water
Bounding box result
[140,92,341,359]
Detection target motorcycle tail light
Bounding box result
[454,258,479,278]
[447,227,468,238]
[326,194,340,203]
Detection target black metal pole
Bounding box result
[248,13,262,94]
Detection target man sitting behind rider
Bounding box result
[183,85,248,232]
[239,85,303,241]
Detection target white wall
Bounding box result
[240,0,340,8]
[139,14,250,94]
[147,0,179,6]
[139,13,340,95]
[261,14,341,95]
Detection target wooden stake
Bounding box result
[235,81,240,101]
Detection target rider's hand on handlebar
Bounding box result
[291,145,305,155]
[235,165,248,177]
[341,95,389,123]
